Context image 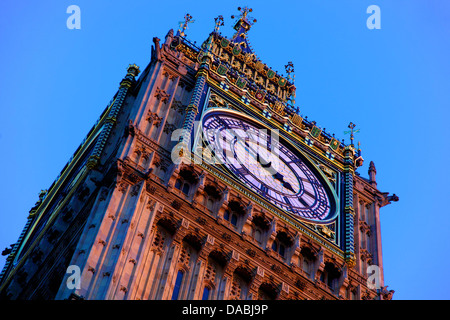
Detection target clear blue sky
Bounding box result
[1,0,449,300]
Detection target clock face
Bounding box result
[202,110,337,222]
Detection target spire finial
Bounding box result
[285,61,296,108]
[127,64,140,77]
[178,13,194,37]
[201,15,224,58]
[369,161,377,186]
[344,122,360,146]
[231,6,257,33]
[231,6,256,23]
[357,141,362,157]
[214,15,224,33]
[285,61,295,83]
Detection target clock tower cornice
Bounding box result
[190,152,344,257]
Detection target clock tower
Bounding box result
[0,8,398,300]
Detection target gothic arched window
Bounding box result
[175,179,182,190]
[174,168,198,196]
[300,247,316,279]
[204,184,221,213]
[171,270,184,300]
[182,183,190,195]
[175,178,190,196]
[254,229,262,243]
[224,200,245,230]
[321,262,341,294]
[202,286,211,300]
[258,282,277,300]
[251,215,270,246]
[272,232,293,260]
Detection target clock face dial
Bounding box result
[202,110,336,222]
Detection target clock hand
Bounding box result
[227,128,297,193]
[272,172,295,193]
[256,152,272,168]
[282,181,295,193]
[233,137,291,190]
[273,171,283,182]
[228,129,292,186]
[231,132,274,170]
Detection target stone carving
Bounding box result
[171,99,185,114]
[147,111,162,127]
[154,87,170,103]
[163,122,176,134]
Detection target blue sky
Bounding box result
[1,0,449,299]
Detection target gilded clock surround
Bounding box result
[199,108,339,222]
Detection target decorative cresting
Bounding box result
[0,190,48,282]
[285,62,296,108]
[87,64,140,169]
[343,144,356,268]
[170,9,368,164]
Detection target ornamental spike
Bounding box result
[178,13,194,37]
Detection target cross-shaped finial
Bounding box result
[285,61,296,108]
[231,6,257,25]
[202,16,224,54]
[344,122,360,146]
[285,61,295,83]
[178,13,194,37]
[214,15,224,33]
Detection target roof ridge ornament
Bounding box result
[285,61,295,84]
[230,7,257,54]
[200,15,225,61]
[231,6,257,31]
[285,62,296,108]
[178,13,194,37]
[214,15,225,33]
[344,122,360,147]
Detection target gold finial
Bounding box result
[214,15,224,33]
[285,61,296,107]
[344,122,360,146]
[127,64,140,77]
[285,61,295,83]
[178,13,194,37]
[231,6,257,31]
[232,6,255,22]
[38,189,48,200]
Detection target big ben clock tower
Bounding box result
[0,8,398,301]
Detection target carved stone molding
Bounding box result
[153,153,170,172]
[147,111,162,127]
[359,248,373,264]
[171,99,185,114]
[163,122,177,135]
[359,220,371,235]
[154,87,170,103]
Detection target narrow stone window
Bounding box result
[171,270,184,300]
